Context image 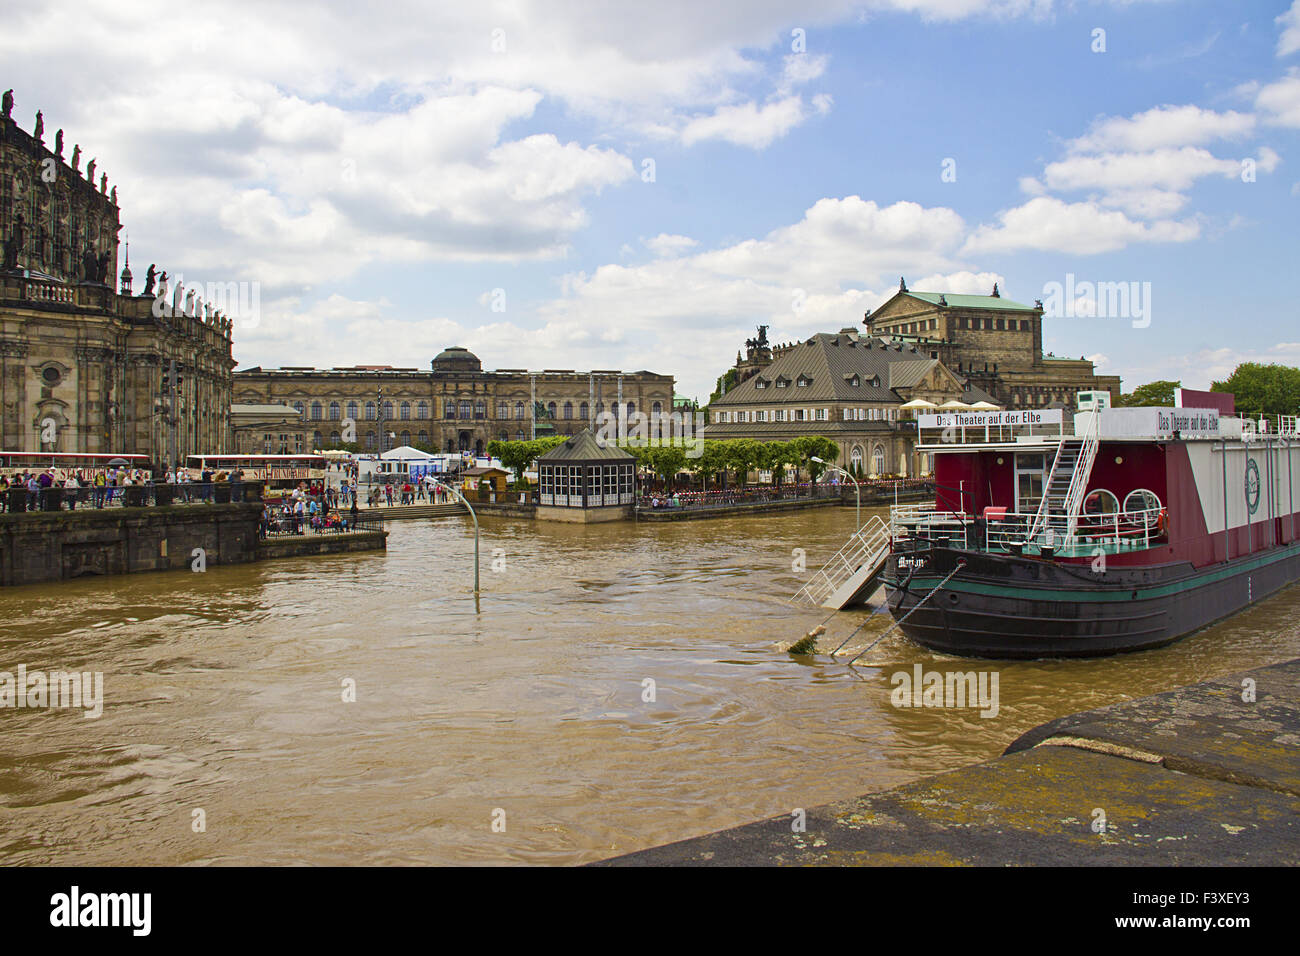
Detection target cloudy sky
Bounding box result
[6,0,1300,400]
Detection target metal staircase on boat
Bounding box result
[1026,415,1100,550]
[793,514,891,610]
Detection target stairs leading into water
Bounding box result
[793,514,892,610]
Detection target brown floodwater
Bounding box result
[1,505,1298,865]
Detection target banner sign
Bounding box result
[917,409,1064,429]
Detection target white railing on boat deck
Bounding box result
[891,504,1165,558]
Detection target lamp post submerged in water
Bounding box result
[436,478,479,596]
[812,456,861,530]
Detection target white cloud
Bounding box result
[1256,69,1300,126]
[644,234,700,257]
[962,197,1200,255]
[1041,146,1268,193]
[1068,105,1256,153]
[680,96,817,148]
[1278,1,1300,57]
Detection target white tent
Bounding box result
[968,400,1001,410]
[938,400,972,410]
[899,398,938,409]
[380,445,435,460]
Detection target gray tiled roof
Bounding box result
[538,430,635,462]
[713,334,943,406]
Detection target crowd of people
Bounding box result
[260,483,360,538]
[0,465,168,512]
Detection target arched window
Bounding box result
[626,402,635,416]
[563,401,573,420]
[383,401,393,420]
[329,401,340,420]
[346,401,358,421]
[459,400,472,419]
[579,402,588,419]
[400,402,410,420]
[515,401,525,419]
[311,402,322,420]
[330,430,341,445]
[872,444,886,476]
[417,401,428,419]
[313,430,322,448]
[850,445,864,475]
[547,401,557,418]
[294,401,305,419]
[366,431,376,450]
[365,401,376,420]
[445,400,456,419]
[474,400,486,420]
[418,430,429,445]
[652,401,662,414]
[400,430,411,446]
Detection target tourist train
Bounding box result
[872,392,1300,657]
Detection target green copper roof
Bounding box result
[906,291,1038,312]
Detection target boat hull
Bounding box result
[880,542,1300,659]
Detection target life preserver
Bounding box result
[1156,508,1169,536]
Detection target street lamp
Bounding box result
[434,478,479,596]
[812,456,860,530]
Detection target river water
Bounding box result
[2,505,1298,865]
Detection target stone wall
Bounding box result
[0,502,261,586]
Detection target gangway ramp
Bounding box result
[793,515,891,610]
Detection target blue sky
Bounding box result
[5,0,1299,400]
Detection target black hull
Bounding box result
[881,543,1300,659]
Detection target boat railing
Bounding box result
[891,504,1166,558]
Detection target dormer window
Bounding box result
[871,375,881,388]
[755,378,767,389]
[797,375,811,388]
[848,374,861,387]
[775,377,790,388]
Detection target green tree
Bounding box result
[1211,363,1300,417]
[1115,380,1179,407]
[791,436,839,482]
[695,440,730,490]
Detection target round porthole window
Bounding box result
[41,366,61,386]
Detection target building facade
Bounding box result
[863,280,1122,407]
[233,347,675,456]
[1,92,234,462]
[708,326,999,476]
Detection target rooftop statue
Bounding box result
[70,144,80,172]
[1,89,12,121]
[33,110,43,142]
[143,264,157,297]
[54,129,63,158]
[86,158,96,183]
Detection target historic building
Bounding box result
[707,325,998,476]
[233,347,675,456]
[230,404,306,455]
[862,279,1121,407]
[0,90,235,462]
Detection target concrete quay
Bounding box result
[597,658,1300,866]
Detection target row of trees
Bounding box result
[486,435,842,489]
[1115,364,1300,418]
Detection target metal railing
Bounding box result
[1,481,265,513]
[793,514,892,607]
[893,503,1165,558]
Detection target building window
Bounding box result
[716,412,728,423]
[400,430,411,446]
[579,402,588,419]
[330,430,341,445]
[626,402,635,417]
[563,401,573,420]
[365,402,376,420]
[366,431,376,450]
[774,409,784,421]
[795,409,806,422]
[329,401,340,420]
[384,401,393,420]
[815,408,828,421]
[515,401,525,420]
[872,445,886,476]
[445,400,456,419]
[460,400,473,419]
[756,379,767,389]
[418,430,429,445]
[313,430,323,448]
[400,402,411,420]
[736,411,746,423]
[311,402,322,420]
[652,401,662,414]
[776,378,788,388]
[755,410,765,422]
[497,402,509,419]
[416,401,428,419]
[797,377,809,387]
[850,445,864,473]
[294,401,305,419]
[996,318,1005,330]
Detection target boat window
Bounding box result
[1014,452,1047,514]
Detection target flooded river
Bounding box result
[2,506,1298,865]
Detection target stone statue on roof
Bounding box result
[1,90,13,121]
[143,264,156,296]
[54,129,63,158]
[86,158,96,183]
[70,144,80,172]
[899,276,907,292]
[33,110,43,142]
